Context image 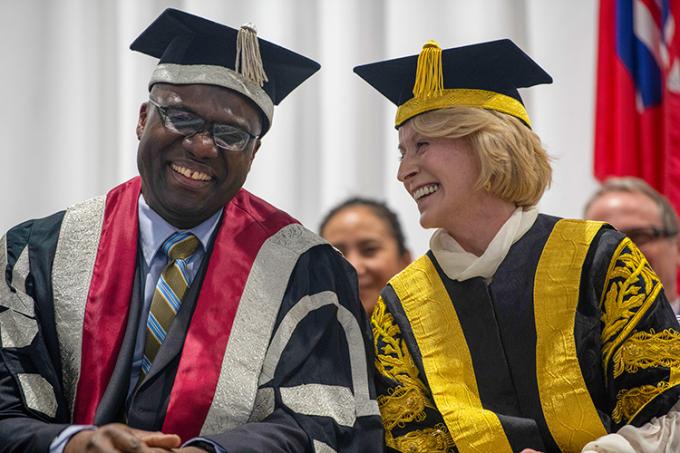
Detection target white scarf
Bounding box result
[429,206,539,282]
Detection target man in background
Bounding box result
[585,176,680,320]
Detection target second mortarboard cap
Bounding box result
[130,8,321,134]
[353,39,552,128]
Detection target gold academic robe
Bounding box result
[372,215,680,453]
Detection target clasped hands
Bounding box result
[64,423,207,453]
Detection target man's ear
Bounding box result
[136,102,149,140]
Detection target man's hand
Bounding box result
[65,423,181,452]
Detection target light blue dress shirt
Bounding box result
[50,195,224,453]
[129,195,222,395]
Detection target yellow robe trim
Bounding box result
[395,88,531,127]
[389,255,513,453]
[600,238,663,377]
[534,219,608,452]
[373,296,455,451]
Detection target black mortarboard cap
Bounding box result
[353,39,552,127]
[131,8,321,133]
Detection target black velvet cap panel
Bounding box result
[130,8,320,105]
[353,39,552,107]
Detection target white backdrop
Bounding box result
[0,0,599,255]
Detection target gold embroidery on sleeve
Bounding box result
[612,376,680,424]
[372,297,455,451]
[379,385,431,429]
[600,238,663,375]
[612,329,680,378]
[391,423,457,453]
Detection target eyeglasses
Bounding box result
[148,98,259,152]
[619,226,678,246]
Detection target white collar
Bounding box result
[430,206,539,282]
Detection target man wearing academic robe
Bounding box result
[0,9,382,453]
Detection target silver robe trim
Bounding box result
[0,309,38,349]
[150,63,274,127]
[200,224,326,434]
[249,387,276,423]
[17,373,58,418]
[0,238,35,317]
[0,238,39,348]
[313,439,337,453]
[11,242,30,299]
[52,195,106,417]
[0,240,50,414]
[260,291,380,424]
[280,383,355,427]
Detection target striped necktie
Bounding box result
[142,231,200,376]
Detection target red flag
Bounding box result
[664,2,680,209]
[595,0,680,211]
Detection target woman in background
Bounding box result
[320,197,412,314]
[354,39,680,452]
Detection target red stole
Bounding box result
[72,176,297,440]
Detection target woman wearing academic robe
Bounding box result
[354,40,680,453]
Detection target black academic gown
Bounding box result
[0,182,383,453]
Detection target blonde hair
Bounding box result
[409,107,552,207]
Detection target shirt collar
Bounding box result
[138,194,223,266]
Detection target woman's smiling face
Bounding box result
[397,120,482,231]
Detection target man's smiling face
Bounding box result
[136,83,262,229]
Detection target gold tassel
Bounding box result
[412,40,443,99]
[235,23,269,87]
